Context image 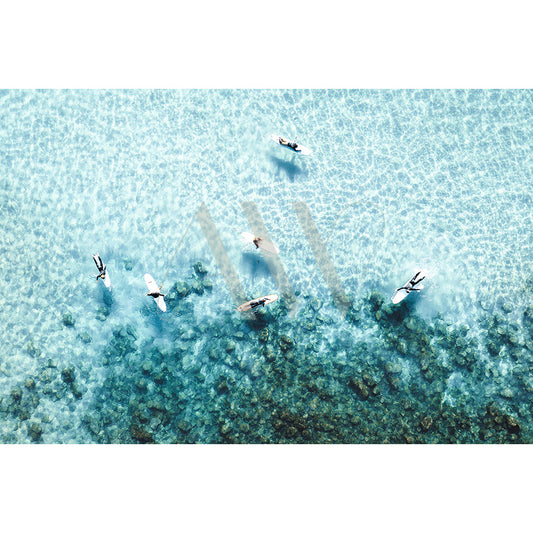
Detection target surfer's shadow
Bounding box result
[240,251,271,280]
[141,301,168,332]
[268,155,308,182]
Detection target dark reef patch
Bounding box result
[79,274,533,443]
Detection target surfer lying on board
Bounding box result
[279,136,301,152]
[249,297,269,309]
[92,253,107,282]
[147,288,165,299]
[396,270,425,294]
[237,294,278,313]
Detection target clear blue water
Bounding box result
[0,89,532,443]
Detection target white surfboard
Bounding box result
[144,273,167,312]
[241,231,280,255]
[391,271,426,304]
[237,294,278,312]
[270,134,312,156]
[391,287,410,304]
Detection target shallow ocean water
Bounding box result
[0,89,532,443]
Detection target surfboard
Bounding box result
[144,273,167,312]
[270,134,312,156]
[391,287,410,304]
[241,231,280,255]
[391,271,426,304]
[237,294,278,312]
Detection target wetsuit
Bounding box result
[250,298,268,309]
[398,271,425,293]
[93,254,107,280]
[288,141,300,151]
[148,291,165,299]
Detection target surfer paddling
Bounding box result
[92,253,108,284]
[397,270,425,294]
[391,270,426,304]
[271,134,312,155]
[241,232,280,254]
[278,136,301,152]
[237,294,278,313]
[144,273,167,312]
[147,288,165,299]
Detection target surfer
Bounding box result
[237,294,278,312]
[249,297,268,309]
[279,136,301,152]
[252,236,263,249]
[395,270,425,294]
[147,288,165,299]
[144,273,167,312]
[92,253,107,282]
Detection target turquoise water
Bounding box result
[0,89,532,443]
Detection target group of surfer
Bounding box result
[93,243,425,315]
[91,231,275,314]
[91,133,428,312]
[92,253,166,309]
[277,136,301,152]
[272,134,428,304]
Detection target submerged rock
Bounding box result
[505,416,521,434]
[178,420,192,433]
[191,280,204,295]
[175,281,190,297]
[193,261,208,277]
[420,416,433,432]
[10,387,22,402]
[130,425,154,443]
[225,340,236,353]
[142,361,153,375]
[258,329,270,343]
[135,378,148,392]
[500,388,514,399]
[385,362,402,374]
[61,312,75,327]
[523,306,533,326]
[349,378,369,400]
[26,341,41,357]
[216,377,230,394]
[28,423,43,442]
[96,306,110,321]
[368,291,384,312]
[501,302,513,314]
[70,382,83,399]
[18,409,30,421]
[278,335,294,352]
[61,366,76,384]
[77,331,92,344]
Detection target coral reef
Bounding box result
[2,261,532,444]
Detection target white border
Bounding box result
[1,445,532,531]
[1,1,532,87]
